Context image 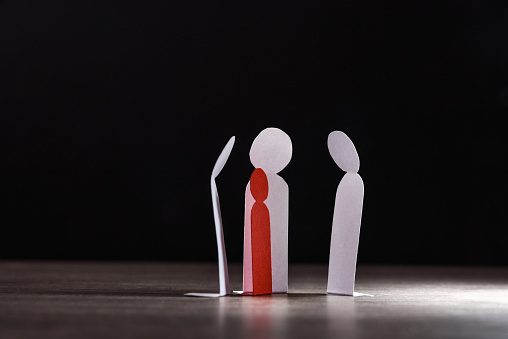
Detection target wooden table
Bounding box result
[1,262,507,338]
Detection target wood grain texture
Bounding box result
[1,262,508,338]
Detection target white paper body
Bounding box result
[211,180,230,296]
[327,173,364,296]
[265,173,289,293]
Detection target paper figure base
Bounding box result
[184,293,226,298]
[327,291,374,297]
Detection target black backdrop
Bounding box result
[1,0,507,264]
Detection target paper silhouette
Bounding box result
[242,128,292,295]
[326,131,370,297]
[250,168,273,295]
[185,136,235,298]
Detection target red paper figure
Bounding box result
[250,168,272,295]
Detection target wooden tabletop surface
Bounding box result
[1,261,507,339]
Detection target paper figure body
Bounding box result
[185,136,235,297]
[243,127,292,294]
[326,131,365,296]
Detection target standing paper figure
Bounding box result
[243,128,292,294]
[249,168,272,295]
[327,131,368,296]
[185,136,235,297]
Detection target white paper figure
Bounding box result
[243,128,292,294]
[327,131,370,297]
[185,136,235,297]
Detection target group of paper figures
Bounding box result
[185,127,371,298]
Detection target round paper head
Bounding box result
[249,128,292,173]
[250,168,269,201]
[327,131,360,173]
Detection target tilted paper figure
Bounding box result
[327,131,370,297]
[243,127,292,294]
[185,136,235,297]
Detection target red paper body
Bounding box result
[251,202,272,295]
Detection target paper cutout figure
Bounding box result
[242,128,292,294]
[185,136,235,298]
[250,168,273,295]
[326,131,369,297]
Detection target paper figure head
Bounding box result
[250,128,292,173]
[211,136,235,179]
[328,131,360,173]
[250,168,269,201]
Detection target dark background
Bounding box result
[1,0,507,265]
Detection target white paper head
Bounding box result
[328,131,359,173]
[249,128,292,174]
[211,136,235,179]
